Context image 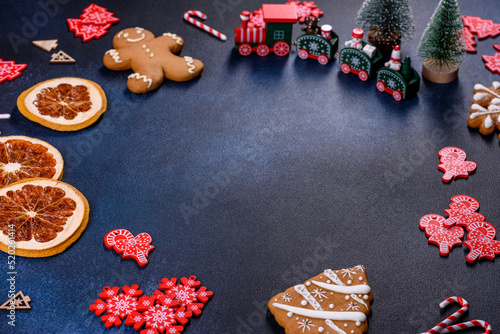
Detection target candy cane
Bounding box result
[442,319,492,334]
[0,114,11,119]
[183,10,227,41]
[421,296,469,334]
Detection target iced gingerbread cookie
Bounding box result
[468,81,500,140]
[103,27,204,93]
[268,265,373,334]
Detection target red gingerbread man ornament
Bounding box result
[103,27,204,93]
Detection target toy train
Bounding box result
[234,4,419,100]
[235,4,338,64]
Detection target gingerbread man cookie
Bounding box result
[103,27,203,93]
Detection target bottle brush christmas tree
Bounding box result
[356,0,415,55]
[418,0,465,83]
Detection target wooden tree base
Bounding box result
[422,61,459,84]
[368,28,401,56]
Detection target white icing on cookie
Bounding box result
[272,303,367,322]
[349,294,368,309]
[163,32,183,45]
[324,269,345,286]
[184,56,196,74]
[105,49,122,63]
[295,285,323,311]
[325,319,347,334]
[128,73,153,88]
[312,281,371,294]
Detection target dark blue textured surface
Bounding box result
[1,0,500,333]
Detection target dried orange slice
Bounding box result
[0,178,89,257]
[0,136,64,188]
[17,77,107,131]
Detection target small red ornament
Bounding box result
[462,15,500,39]
[494,44,500,52]
[438,147,476,183]
[464,221,500,263]
[419,214,464,256]
[80,3,120,25]
[464,27,477,53]
[482,53,500,74]
[0,59,27,84]
[443,195,485,228]
[104,229,154,267]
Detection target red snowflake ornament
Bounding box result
[80,3,120,25]
[104,229,155,266]
[420,214,464,256]
[494,45,500,52]
[482,53,500,74]
[90,285,144,328]
[438,147,476,183]
[0,59,27,84]
[464,221,500,263]
[464,27,477,53]
[444,195,485,228]
[286,0,324,24]
[462,15,500,39]
[155,276,213,317]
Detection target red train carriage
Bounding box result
[235,4,298,57]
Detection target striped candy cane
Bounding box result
[421,296,469,334]
[0,114,11,119]
[442,320,492,334]
[184,10,227,41]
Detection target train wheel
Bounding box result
[298,49,309,60]
[256,44,270,57]
[238,43,252,56]
[340,63,350,74]
[273,41,290,56]
[318,54,329,65]
[393,90,403,101]
[376,81,386,92]
[358,70,368,81]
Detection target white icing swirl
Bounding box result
[105,49,122,63]
[128,73,153,88]
[163,32,183,45]
[184,56,196,74]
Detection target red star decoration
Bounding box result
[0,59,27,84]
[482,53,500,74]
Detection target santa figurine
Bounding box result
[385,45,402,71]
[344,28,364,50]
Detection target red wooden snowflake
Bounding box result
[420,214,464,256]
[0,59,27,84]
[92,276,212,333]
[438,147,476,183]
[286,0,324,24]
[464,221,500,263]
[444,195,485,228]
[482,53,500,74]
[155,276,213,317]
[104,229,155,267]
[462,15,500,39]
[90,285,147,328]
[80,3,120,25]
[464,27,477,53]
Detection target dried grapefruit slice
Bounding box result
[0,178,89,257]
[0,136,64,188]
[17,77,107,131]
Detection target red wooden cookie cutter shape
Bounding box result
[464,221,500,263]
[462,15,500,39]
[80,3,120,25]
[104,229,154,266]
[438,147,476,183]
[482,53,500,75]
[443,195,485,228]
[0,59,27,84]
[419,214,464,256]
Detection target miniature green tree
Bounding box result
[417,0,465,70]
[401,56,413,81]
[356,0,415,52]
